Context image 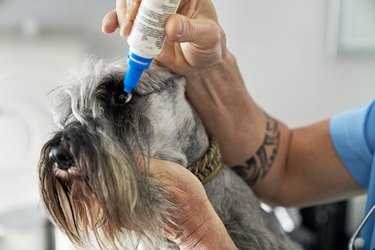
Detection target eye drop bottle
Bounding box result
[124,0,181,93]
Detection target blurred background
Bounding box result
[0,0,374,249]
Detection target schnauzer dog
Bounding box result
[38,59,303,249]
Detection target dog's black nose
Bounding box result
[49,146,73,171]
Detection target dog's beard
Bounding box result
[38,121,176,249]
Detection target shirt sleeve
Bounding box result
[329,100,375,189]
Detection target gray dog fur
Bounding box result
[38,58,303,250]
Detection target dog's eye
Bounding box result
[111,80,133,105]
[114,92,132,104]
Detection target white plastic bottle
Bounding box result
[124,0,181,94]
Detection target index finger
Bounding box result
[116,0,128,33]
[177,0,207,18]
[117,0,142,37]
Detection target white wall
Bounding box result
[213,0,375,127]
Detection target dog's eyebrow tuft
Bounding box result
[134,67,182,96]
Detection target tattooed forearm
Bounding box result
[232,113,280,186]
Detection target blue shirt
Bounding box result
[330,100,375,250]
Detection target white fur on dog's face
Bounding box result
[38,58,209,249]
[147,77,209,167]
[51,58,208,166]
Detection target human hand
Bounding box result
[149,159,237,249]
[102,0,227,75]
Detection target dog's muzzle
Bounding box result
[49,146,73,171]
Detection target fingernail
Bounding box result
[119,23,125,37]
[176,17,184,38]
[101,25,107,33]
[101,19,110,33]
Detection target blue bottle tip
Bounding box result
[124,67,144,93]
[124,51,153,93]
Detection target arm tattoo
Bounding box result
[232,113,280,186]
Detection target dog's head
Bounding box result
[38,59,208,248]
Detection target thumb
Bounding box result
[165,14,221,50]
[165,14,224,68]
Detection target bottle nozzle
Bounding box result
[124,51,153,94]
